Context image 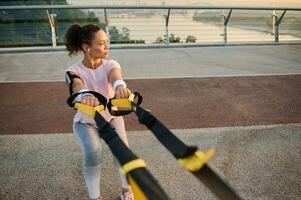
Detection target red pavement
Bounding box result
[0,75,300,135]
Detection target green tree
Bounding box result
[0,0,146,46]
[186,35,197,43]
[169,33,181,43]
[0,0,106,47]
[109,26,122,42]
[122,27,130,38]
[155,37,164,43]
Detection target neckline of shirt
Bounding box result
[80,59,104,71]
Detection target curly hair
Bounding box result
[65,24,101,56]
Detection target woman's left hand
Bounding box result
[115,86,131,99]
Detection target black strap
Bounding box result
[93,112,170,199]
[134,104,197,159]
[65,71,81,95]
[95,112,137,164]
[195,165,242,200]
[133,103,242,200]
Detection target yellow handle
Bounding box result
[177,149,215,172]
[74,103,105,118]
[119,159,147,174]
[111,93,136,108]
[127,175,148,200]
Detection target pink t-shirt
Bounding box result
[66,59,121,125]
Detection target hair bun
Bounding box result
[65,24,82,56]
[65,24,101,56]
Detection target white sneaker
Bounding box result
[120,190,134,200]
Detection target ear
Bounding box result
[82,43,89,53]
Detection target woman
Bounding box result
[65,24,134,200]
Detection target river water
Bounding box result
[93,10,300,43]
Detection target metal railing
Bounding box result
[1,5,301,48]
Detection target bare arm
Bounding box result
[66,72,99,107]
[108,68,123,84]
[70,77,86,94]
[108,68,131,99]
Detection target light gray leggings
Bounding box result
[73,117,130,199]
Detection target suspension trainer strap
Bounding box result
[108,93,242,200]
[66,91,169,200]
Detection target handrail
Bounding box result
[1,5,301,11]
[1,4,301,49]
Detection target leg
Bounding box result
[73,122,103,199]
[110,117,131,189]
[110,117,134,199]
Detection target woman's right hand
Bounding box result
[81,95,100,107]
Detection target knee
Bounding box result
[84,147,102,167]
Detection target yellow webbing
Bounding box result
[127,175,148,200]
[177,148,215,172]
[74,103,104,118]
[119,159,147,174]
[111,93,136,108]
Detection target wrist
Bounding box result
[113,80,126,90]
[75,88,93,102]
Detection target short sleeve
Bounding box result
[106,60,121,74]
[65,64,80,76]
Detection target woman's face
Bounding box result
[88,30,109,59]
